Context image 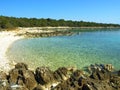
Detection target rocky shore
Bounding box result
[0,63,120,90]
[15,27,120,38]
[16,27,74,38]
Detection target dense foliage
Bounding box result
[0,15,120,29]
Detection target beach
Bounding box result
[0,27,74,72]
[0,31,23,72]
[0,28,120,90]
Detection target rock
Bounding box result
[104,64,114,72]
[53,70,85,90]
[0,80,10,90]
[23,70,37,90]
[79,77,113,90]
[0,71,7,80]
[53,81,71,90]
[35,67,54,85]
[53,67,69,81]
[0,63,120,90]
[17,77,25,86]
[53,77,82,90]
[90,69,110,80]
[10,84,28,90]
[88,64,105,74]
[15,63,28,70]
[0,72,10,90]
[72,70,85,80]
[90,70,99,80]
[33,84,46,90]
[118,70,120,76]
[110,76,120,89]
[8,69,19,85]
[67,67,77,73]
[88,64,112,80]
[8,63,37,90]
[77,77,87,87]
[82,84,92,90]
[88,64,114,74]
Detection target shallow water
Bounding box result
[7,29,120,70]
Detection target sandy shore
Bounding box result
[0,31,23,72]
[0,28,71,72]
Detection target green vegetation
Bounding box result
[0,15,120,29]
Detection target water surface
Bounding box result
[7,29,120,70]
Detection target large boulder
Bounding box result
[23,70,37,90]
[53,67,70,81]
[8,69,19,85]
[8,63,37,90]
[35,67,54,85]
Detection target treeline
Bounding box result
[0,15,120,29]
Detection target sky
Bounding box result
[0,0,120,24]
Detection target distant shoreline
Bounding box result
[16,27,120,38]
[1,26,120,31]
[18,26,120,29]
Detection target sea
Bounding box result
[6,28,120,71]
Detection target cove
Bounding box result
[6,29,120,70]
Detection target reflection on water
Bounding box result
[7,29,120,70]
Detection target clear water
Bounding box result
[7,29,120,70]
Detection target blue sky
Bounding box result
[0,0,120,24]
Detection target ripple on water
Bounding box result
[6,29,120,70]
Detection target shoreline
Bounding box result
[0,31,23,72]
[0,28,73,73]
[18,26,120,30]
[0,27,120,72]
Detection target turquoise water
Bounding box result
[7,29,120,70]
